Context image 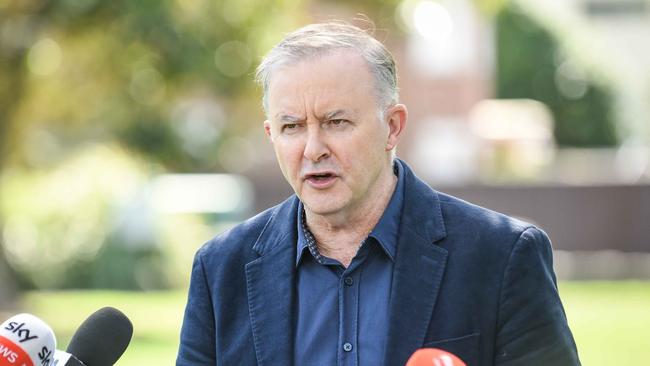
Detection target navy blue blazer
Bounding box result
[177,161,580,366]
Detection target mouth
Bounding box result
[303,171,338,188]
[306,172,335,180]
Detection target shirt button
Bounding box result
[343,342,353,352]
[344,277,354,286]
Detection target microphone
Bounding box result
[405,348,467,366]
[53,307,133,366]
[52,350,85,366]
[1,313,57,366]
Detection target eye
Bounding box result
[281,123,300,133]
[327,119,348,127]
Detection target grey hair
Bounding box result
[255,22,399,117]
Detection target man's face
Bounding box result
[264,49,403,217]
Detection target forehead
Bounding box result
[267,49,377,116]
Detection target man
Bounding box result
[177,22,580,366]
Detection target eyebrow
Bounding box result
[273,109,351,123]
[274,113,304,123]
[323,109,347,120]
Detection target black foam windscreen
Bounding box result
[66,307,133,366]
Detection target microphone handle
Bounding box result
[53,350,86,366]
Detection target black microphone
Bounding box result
[53,307,133,366]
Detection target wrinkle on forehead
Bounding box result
[267,50,376,121]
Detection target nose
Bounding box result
[303,127,330,162]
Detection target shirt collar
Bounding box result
[296,161,405,266]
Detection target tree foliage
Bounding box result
[496,4,618,147]
[0,0,305,172]
[0,0,306,290]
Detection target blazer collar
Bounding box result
[383,159,449,365]
[251,195,299,256]
[246,196,299,366]
[396,158,447,243]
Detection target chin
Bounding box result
[303,202,343,216]
[301,195,346,216]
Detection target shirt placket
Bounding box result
[337,241,371,366]
[338,264,360,366]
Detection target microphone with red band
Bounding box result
[406,348,467,366]
[0,313,57,366]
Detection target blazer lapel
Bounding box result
[384,160,449,365]
[245,198,298,366]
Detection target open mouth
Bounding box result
[304,172,338,188]
[307,173,334,181]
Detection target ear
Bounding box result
[384,104,407,151]
[263,120,274,142]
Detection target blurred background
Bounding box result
[1,0,649,364]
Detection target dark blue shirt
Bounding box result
[294,162,405,366]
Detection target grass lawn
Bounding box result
[560,281,650,365]
[17,281,650,365]
[20,290,186,365]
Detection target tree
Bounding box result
[496,4,617,147]
[0,0,307,291]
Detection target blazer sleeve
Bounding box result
[494,227,581,366]
[176,251,217,366]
